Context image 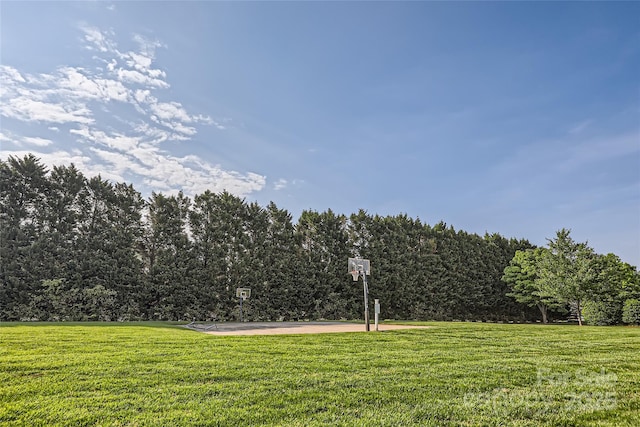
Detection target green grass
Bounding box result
[1,322,638,426]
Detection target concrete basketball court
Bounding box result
[187,321,430,336]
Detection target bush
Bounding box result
[622,299,640,325]
[582,300,621,326]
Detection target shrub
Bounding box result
[622,299,640,325]
[582,300,621,326]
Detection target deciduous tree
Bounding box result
[537,229,595,325]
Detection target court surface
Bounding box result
[189,321,430,336]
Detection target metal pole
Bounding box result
[239,297,243,322]
[362,270,370,332]
[374,299,379,332]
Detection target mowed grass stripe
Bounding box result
[1,322,638,426]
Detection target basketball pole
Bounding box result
[362,268,370,332]
[349,258,371,332]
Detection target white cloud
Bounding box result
[89,147,142,179]
[0,66,25,98]
[1,24,265,199]
[167,122,197,136]
[149,101,192,122]
[134,89,151,104]
[0,65,26,84]
[274,178,288,190]
[79,24,116,53]
[23,136,54,147]
[209,118,228,130]
[132,34,165,59]
[133,122,172,144]
[126,52,153,70]
[0,132,12,143]
[0,97,94,124]
[58,67,130,102]
[122,51,166,80]
[116,68,169,88]
[71,126,141,152]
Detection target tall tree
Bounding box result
[537,229,595,325]
[252,202,305,320]
[502,248,561,323]
[582,253,640,325]
[145,192,195,320]
[0,155,50,319]
[297,209,352,319]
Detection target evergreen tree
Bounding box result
[5,154,632,324]
[145,192,195,320]
[0,155,50,319]
[296,209,352,319]
[257,202,306,320]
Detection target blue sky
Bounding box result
[1,2,639,265]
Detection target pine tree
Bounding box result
[145,192,195,320]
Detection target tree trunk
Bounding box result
[575,300,583,326]
[537,303,549,324]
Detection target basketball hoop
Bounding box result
[347,257,372,332]
[236,287,251,300]
[236,287,251,322]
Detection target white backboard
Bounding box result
[348,258,371,275]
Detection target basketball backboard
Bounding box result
[348,258,370,275]
[236,287,251,300]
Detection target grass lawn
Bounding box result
[0,321,638,426]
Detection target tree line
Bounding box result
[1,155,637,324]
[502,229,640,326]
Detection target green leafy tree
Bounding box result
[502,248,561,323]
[484,234,538,321]
[590,254,639,301]
[582,300,620,326]
[622,299,640,325]
[537,229,595,325]
[582,253,639,325]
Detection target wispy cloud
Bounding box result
[0,131,12,143]
[568,119,592,135]
[0,25,265,198]
[0,96,94,124]
[274,178,288,190]
[79,24,116,53]
[23,136,54,147]
[479,126,640,234]
[57,67,130,102]
[560,131,639,172]
[496,128,640,178]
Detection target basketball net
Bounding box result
[350,270,360,281]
